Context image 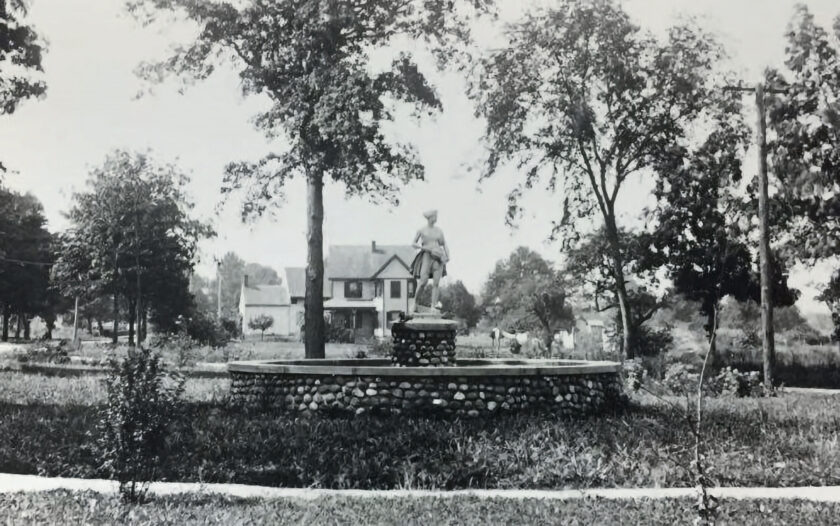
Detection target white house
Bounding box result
[238,275,294,337]
[322,242,417,340]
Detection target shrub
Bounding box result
[15,340,71,364]
[220,318,241,340]
[148,331,198,368]
[622,359,647,392]
[368,339,392,357]
[94,347,184,502]
[712,367,764,398]
[632,325,673,358]
[185,312,229,348]
[663,363,699,396]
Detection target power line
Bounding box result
[0,255,54,267]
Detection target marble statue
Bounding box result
[410,209,449,314]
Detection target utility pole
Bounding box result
[724,81,787,391]
[216,259,222,321]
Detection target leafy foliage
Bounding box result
[647,101,799,344]
[0,0,46,124]
[52,150,213,343]
[0,187,55,341]
[482,247,573,348]
[471,0,730,357]
[128,0,492,357]
[248,314,274,340]
[766,5,840,261]
[94,347,184,502]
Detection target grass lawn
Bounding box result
[1,371,839,490]
[1,491,838,525]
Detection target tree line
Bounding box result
[5,0,840,361]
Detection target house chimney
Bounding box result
[243,274,249,287]
[371,240,376,253]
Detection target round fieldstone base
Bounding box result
[227,359,624,417]
[391,318,458,367]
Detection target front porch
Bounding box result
[324,298,381,343]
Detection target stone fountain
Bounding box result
[228,210,622,416]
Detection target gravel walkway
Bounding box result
[1,474,839,502]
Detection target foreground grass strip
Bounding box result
[1,491,839,525]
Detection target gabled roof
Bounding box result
[284,266,332,298]
[371,254,411,278]
[326,245,416,279]
[284,267,306,299]
[241,284,290,307]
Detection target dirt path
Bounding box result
[1,473,839,503]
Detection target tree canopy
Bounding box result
[483,247,573,349]
[767,5,840,262]
[53,150,213,344]
[128,0,492,358]
[471,0,730,357]
[0,186,53,340]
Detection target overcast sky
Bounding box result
[1,0,839,312]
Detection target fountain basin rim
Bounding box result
[227,358,621,377]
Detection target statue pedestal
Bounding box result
[391,315,458,367]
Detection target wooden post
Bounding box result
[756,82,775,390]
[72,296,79,345]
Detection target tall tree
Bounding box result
[471,0,728,358]
[53,150,212,345]
[0,189,52,340]
[565,227,665,350]
[482,247,573,350]
[439,280,481,330]
[765,6,840,263]
[128,0,491,358]
[647,98,796,362]
[1,0,46,172]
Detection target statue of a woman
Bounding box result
[411,209,449,314]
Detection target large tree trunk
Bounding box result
[112,293,119,344]
[23,316,30,341]
[1,305,8,342]
[304,172,326,359]
[141,307,147,343]
[604,218,635,359]
[14,314,21,340]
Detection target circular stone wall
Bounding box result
[228,359,623,417]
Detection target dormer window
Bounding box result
[345,280,363,299]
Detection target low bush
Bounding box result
[15,340,71,364]
[368,338,392,357]
[94,347,185,502]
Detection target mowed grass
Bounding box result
[1,371,839,490]
[1,491,838,525]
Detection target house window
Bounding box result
[375,281,382,297]
[390,280,401,299]
[345,280,362,299]
[408,280,416,298]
